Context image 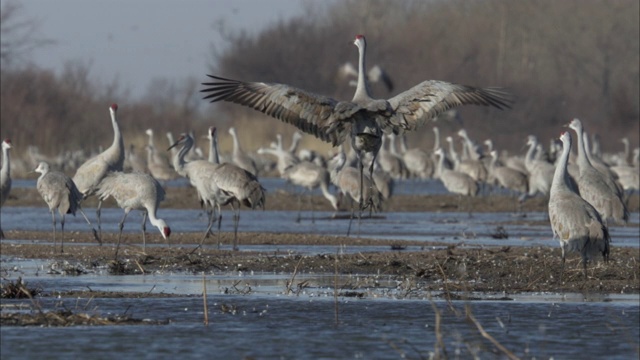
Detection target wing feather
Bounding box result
[202,75,351,146]
[386,80,513,132]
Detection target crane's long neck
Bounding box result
[173,138,192,176]
[436,151,446,176]
[525,139,537,166]
[573,123,592,170]
[353,39,371,101]
[551,136,573,194]
[328,153,346,185]
[433,128,440,152]
[288,134,300,154]
[1,146,10,179]
[583,132,598,165]
[389,135,399,155]
[230,129,241,154]
[318,173,338,210]
[211,134,220,165]
[147,211,165,234]
[489,154,497,172]
[399,135,408,153]
[107,111,124,170]
[447,140,459,167]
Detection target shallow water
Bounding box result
[2,179,639,358]
[2,255,639,359]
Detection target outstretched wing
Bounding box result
[201,75,355,146]
[385,80,513,132]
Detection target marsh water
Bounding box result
[1,179,639,358]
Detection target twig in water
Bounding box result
[428,294,448,360]
[334,249,339,327]
[466,306,519,360]
[145,285,156,297]
[203,272,209,326]
[286,257,304,295]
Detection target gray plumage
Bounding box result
[72,104,124,237]
[283,160,338,222]
[328,149,383,237]
[489,150,528,195]
[36,162,98,253]
[1,139,13,239]
[524,135,555,198]
[548,131,610,279]
[569,118,628,225]
[399,135,434,179]
[170,128,265,250]
[435,148,479,197]
[202,34,511,215]
[73,104,124,197]
[228,127,259,177]
[96,171,170,258]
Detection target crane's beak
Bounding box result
[167,141,180,151]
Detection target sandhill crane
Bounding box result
[457,129,483,160]
[96,171,170,258]
[435,148,479,198]
[488,150,528,209]
[523,135,555,199]
[202,34,512,218]
[282,160,339,222]
[397,134,434,179]
[339,62,394,93]
[145,145,178,181]
[35,162,99,253]
[144,128,177,181]
[170,129,265,250]
[1,139,13,239]
[169,130,223,243]
[610,148,639,193]
[549,131,610,280]
[446,136,487,184]
[568,119,628,225]
[328,149,382,236]
[257,146,300,177]
[288,131,303,154]
[73,104,124,237]
[228,127,258,177]
[377,135,408,180]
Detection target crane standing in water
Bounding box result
[548,132,610,280]
[202,34,512,221]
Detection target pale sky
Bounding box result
[19,0,306,99]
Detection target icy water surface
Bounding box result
[2,255,639,359]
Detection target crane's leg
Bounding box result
[295,189,302,223]
[232,202,240,251]
[193,203,217,254]
[114,210,130,259]
[559,244,567,283]
[60,213,66,254]
[78,207,101,245]
[50,210,57,254]
[96,200,103,240]
[141,211,148,253]
[0,225,4,240]
[346,200,355,237]
[216,203,223,249]
[358,157,365,212]
[310,192,315,224]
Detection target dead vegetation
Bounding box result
[0,310,170,326]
